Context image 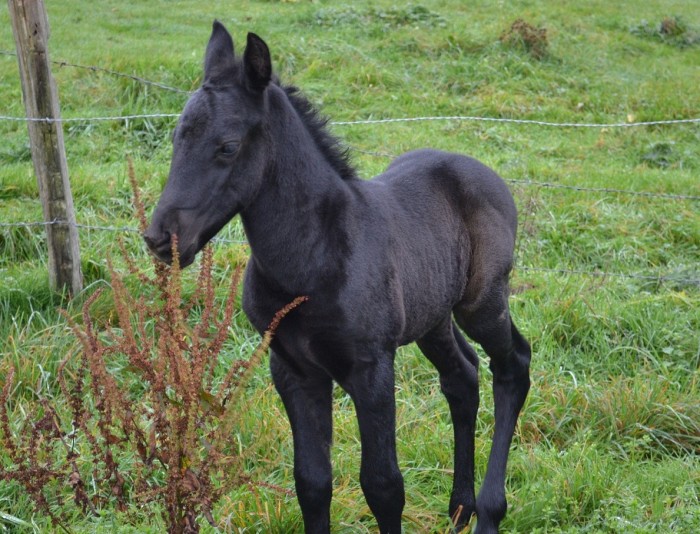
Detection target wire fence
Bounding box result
[0,219,244,245]
[0,49,191,94]
[2,50,700,128]
[2,112,700,129]
[1,51,698,287]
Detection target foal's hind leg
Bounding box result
[270,351,334,534]
[454,275,531,534]
[417,318,480,531]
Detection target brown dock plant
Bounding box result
[0,160,305,533]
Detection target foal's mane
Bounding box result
[280,83,358,181]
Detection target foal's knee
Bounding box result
[360,468,405,505]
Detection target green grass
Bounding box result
[1,0,699,532]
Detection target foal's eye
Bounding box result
[218,142,238,157]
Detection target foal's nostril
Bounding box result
[143,228,171,251]
[143,233,155,249]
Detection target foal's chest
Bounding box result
[242,266,358,380]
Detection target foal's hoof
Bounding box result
[449,504,476,533]
[473,496,506,534]
[472,521,499,534]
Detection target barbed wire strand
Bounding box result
[0,219,246,245]
[0,113,182,123]
[1,220,697,285]
[2,112,699,128]
[351,149,700,201]
[1,49,191,95]
[54,61,191,95]
[332,116,700,128]
[506,178,698,201]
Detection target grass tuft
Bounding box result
[500,19,549,59]
[631,15,700,48]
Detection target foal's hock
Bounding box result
[145,21,531,534]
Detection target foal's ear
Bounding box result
[204,20,236,84]
[243,33,272,93]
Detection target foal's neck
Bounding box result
[240,86,356,293]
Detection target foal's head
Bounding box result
[144,22,272,267]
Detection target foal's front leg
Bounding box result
[340,354,405,534]
[270,352,334,534]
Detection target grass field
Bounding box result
[1,0,699,532]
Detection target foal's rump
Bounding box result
[381,148,517,234]
[377,148,517,274]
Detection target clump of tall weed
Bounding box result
[500,19,549,59]
[313,4,446,29]
[631,16,700,49]
[0,161,305,533]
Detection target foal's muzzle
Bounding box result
[143,228,174,264]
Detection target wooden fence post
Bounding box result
[8,0,82,295]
